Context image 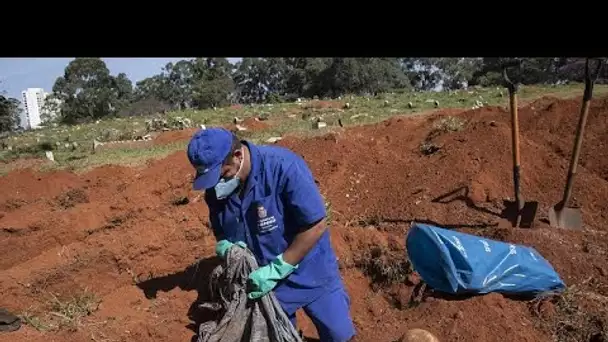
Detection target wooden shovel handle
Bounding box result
[561,58,605,207]
[502,60,524,211]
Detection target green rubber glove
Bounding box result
[215,239,247,259]
[247,254,298,299]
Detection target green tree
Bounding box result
[191,58,235,108]
[134,75,171,102]
[436,58,483,89]
[129,75,174,116]
[110,72,134,109]
[40,93,62,124]
[194,77,235,108]
[162,60,195,110]
[0,95,21,132]
[317,58,409,97]
[132,58,236,110]
[553,58,608,83]
[469,57,575,86]
[50,58,134,124]
[283,58,333,98]
[233,58,288,103]
[400,58,485,90]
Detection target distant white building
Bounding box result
[20,88,58,129]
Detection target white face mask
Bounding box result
[214,151,244,200]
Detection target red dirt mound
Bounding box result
[0,168,84,210]
[278,97,608,231]
[517,96,608,181]
[237,117,271,131]
[0,157,52,174]
[154,128,199,145]
[2,95,608,342]
[154,123,253,146]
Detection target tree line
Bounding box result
[0,78,21,135]
[0,57,604,132]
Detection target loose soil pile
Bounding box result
[152,118,270,147]
[154,128,199,146]
[239,117,271,131]
[1,96,608,342]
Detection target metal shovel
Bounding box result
[502,61,538,228]
[548,58,605,230]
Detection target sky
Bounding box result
[0,57,242,100]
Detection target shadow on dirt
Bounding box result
[419,285,541,303]
[136,256,221,342]
[136,256,318,342]
[372,217,498,230]
[432,186,503,218]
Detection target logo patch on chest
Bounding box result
[257,205,267,219]
[257,204,278,233]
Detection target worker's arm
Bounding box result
[282,218,327,265]
[279,159,328,266]
[246,159,327,299]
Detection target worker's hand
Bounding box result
[247,254,298,299]
[215,240,247,259]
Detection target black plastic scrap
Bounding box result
[0,308,21,333]
[197,245,303,342]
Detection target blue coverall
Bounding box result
[204,140,356,342]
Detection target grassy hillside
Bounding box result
[1,83,606,176]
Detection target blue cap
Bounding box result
[187,128,234,190]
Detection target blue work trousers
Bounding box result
[287,287,356,342]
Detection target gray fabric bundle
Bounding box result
[197,245,303,342]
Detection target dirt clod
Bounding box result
[55,188,89,209]
[399,329,440,342]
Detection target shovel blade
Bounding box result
[502,200,539,228]
[548,205,582,230]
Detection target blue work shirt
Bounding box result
[204,141,342,315]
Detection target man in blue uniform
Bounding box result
[187,127,355,342]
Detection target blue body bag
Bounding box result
[405,222,566,296]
